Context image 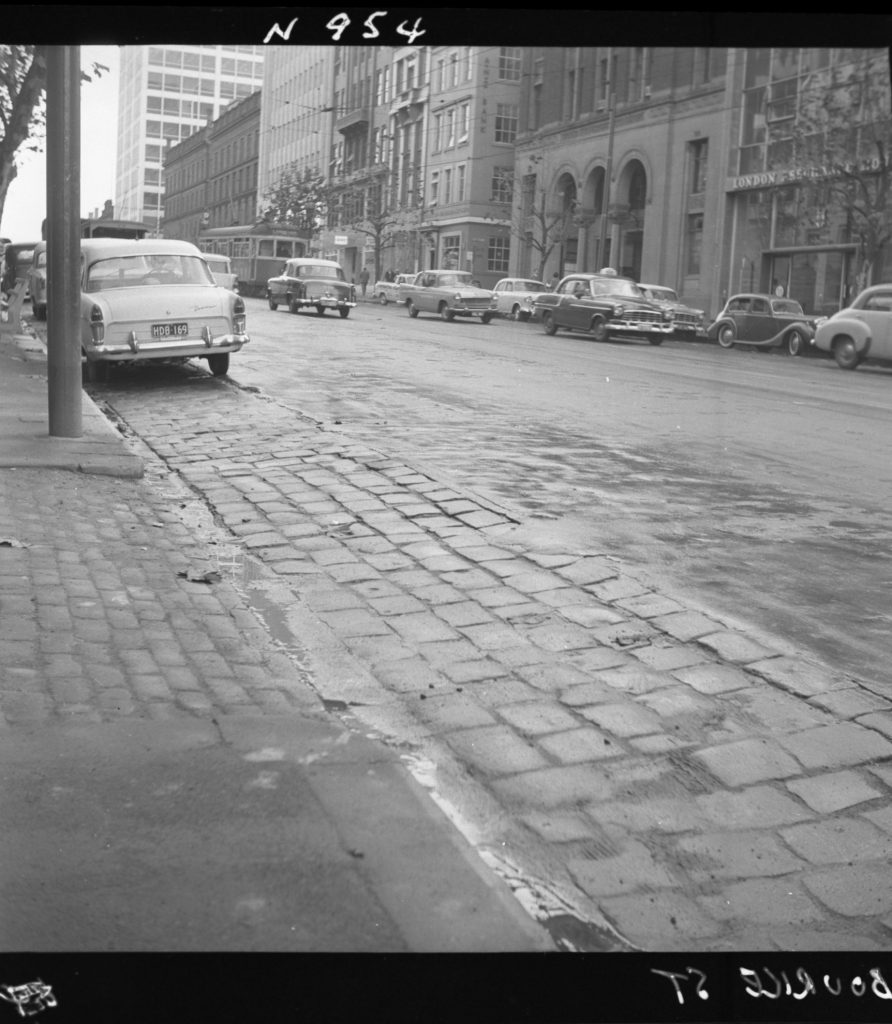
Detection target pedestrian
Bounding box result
[359,266,370,298]
[551,271,560,291]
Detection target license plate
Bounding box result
[151,322,189,338]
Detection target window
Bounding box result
[685,213,703,276]
[494,104,518,144]
[450,52,459,86]
[456,164,466,202]
[459,102,470,142]
[437,58,446,93]
[443,168,452,205]
[145,144,161,162]
[446,108,455,148]
[430,171,439,206]
[690,139,708,194]
[487,237,510,273]
[147,71,162,90]
[441,233,461,269]
[498,47,522,81]
[491,167,513,203]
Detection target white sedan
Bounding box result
[493,277,549,321]
[79,238,249,381]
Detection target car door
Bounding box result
[560,279,589,329]
[743,297,775,342]
[859,289,892,359]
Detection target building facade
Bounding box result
[115,45,264,234]
[161,90,261,244]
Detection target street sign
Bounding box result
[334,235,348,247]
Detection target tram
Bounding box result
[197,223,309,297]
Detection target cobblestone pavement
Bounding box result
[59,369,892,950]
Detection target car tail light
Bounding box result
[233,296,246,333]
[89,304,104,343]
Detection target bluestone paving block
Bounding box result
[632,643,708,671]
[600,892,723,945]
[614,593,686,618]
[445,725,548,775]
[555,558,617,586]
[441,568,502,590]
[698,879,825,926]
[369,657,446,693]
[673,831,805,879]
[522,621,600,652]
[584,795,707,833]
[778,722,892,769]
[694,785,812,828]
[809,687,891,718]
[538,727,619,763]
[650,610,724,642]
[433,601,493,627]
[672,663,756,694]
[785,770,883,813]
[502,571,567,595]
[413,692,497,731]
[497,701,582,736]
[559,682,619,707]
[441,660,509,684]
[521,810,599,843]
[464,678,540,706]
[863,806,892,833]
[579,701,662,737]
[639,685,719,721]
[802,865,892,916]
[559,605,626,629]
[694,738,803,786]
[597,664,676,695]
[588,577,650,602]
[386,612,459,644]
[568,647,634,673]
[856,711,892,740]
[480,559,538,579]
[746,655,849,696]
[569,840,678,897]
[781,817,892,864]
[492,764,614,808]
[458,622,526,650]
[317,609,393,637]
[515,662,593,691]
[341,635,416,667]
[456,510,506,528]
[471,586,536,609]
[696,631,776,663]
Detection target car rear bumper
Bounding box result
[84,333,249,362]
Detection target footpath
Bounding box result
[4,308,892,959]
[0,323,551,955]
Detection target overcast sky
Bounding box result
[1,45,120,241]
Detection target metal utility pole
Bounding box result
[46,45,82,438]
[598,47,616,270]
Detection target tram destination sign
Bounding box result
[729,155,884,192]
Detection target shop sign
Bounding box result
[729,155,883,192]
[334,235,349,247]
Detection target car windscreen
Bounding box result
[592,278,643,298]
[520,281,547,292]
[437,273,472,287]
[771,300,804,315]
[296,265,344,280]
[84,254,215,292]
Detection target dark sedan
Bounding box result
[708,293,820,356]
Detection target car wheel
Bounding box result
[339,308,350,319]
[268,294,278,311]
[481,312,494,324]
[82,358,108,384]
[649,337,664,346]
[589,315,607,342]
[379,292,388,305]
[519,310,531,322]
[407,300,419,318]
[289,296,300,314]
[316,305,326,316]
[833,335,860,370]
[208,353,229,377]
[542,311,558,336]
[717,323,736,348]
[509,304,521,321]
[785,329,805,357]
[439,302,454,322]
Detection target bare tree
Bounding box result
[0,46,108,233]
[260,165,330,251]
[781,49,892,288]
[492,169,577,282]
[331,171,418,281]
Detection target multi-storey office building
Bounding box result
[162,90,261,244]
[513,47,729,314]
[115,45,264,234]
[256,46,335,213]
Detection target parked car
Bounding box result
[372,273,415,305]
[201,252,239,292]
[28,241,48,320]
[266,257,356,317]
[492,277,549,321]
[534,269,674,344]
[399,269,497,322]
[707,293,819,356]
[79,237,248,381]
[1,241,39,298]
[638,283,705,339]
[813,284,892,369]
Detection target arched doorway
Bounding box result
[554,172,577,276]
[581,166,608,270]
[614,160,647,281]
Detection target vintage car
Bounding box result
[28,241,48,320]
[400,269,497,322]
[493,277,549,321]
[534,269,674,344]
[813,284,892,369]
[79,237,248,381]
[638,283,705,339]
[1,240,38,298]
[267,257,356,317]
[373,273,415,305]
[707,293,819,356]
[201,252,239,292]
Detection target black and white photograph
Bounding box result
[0,10,891,1022]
